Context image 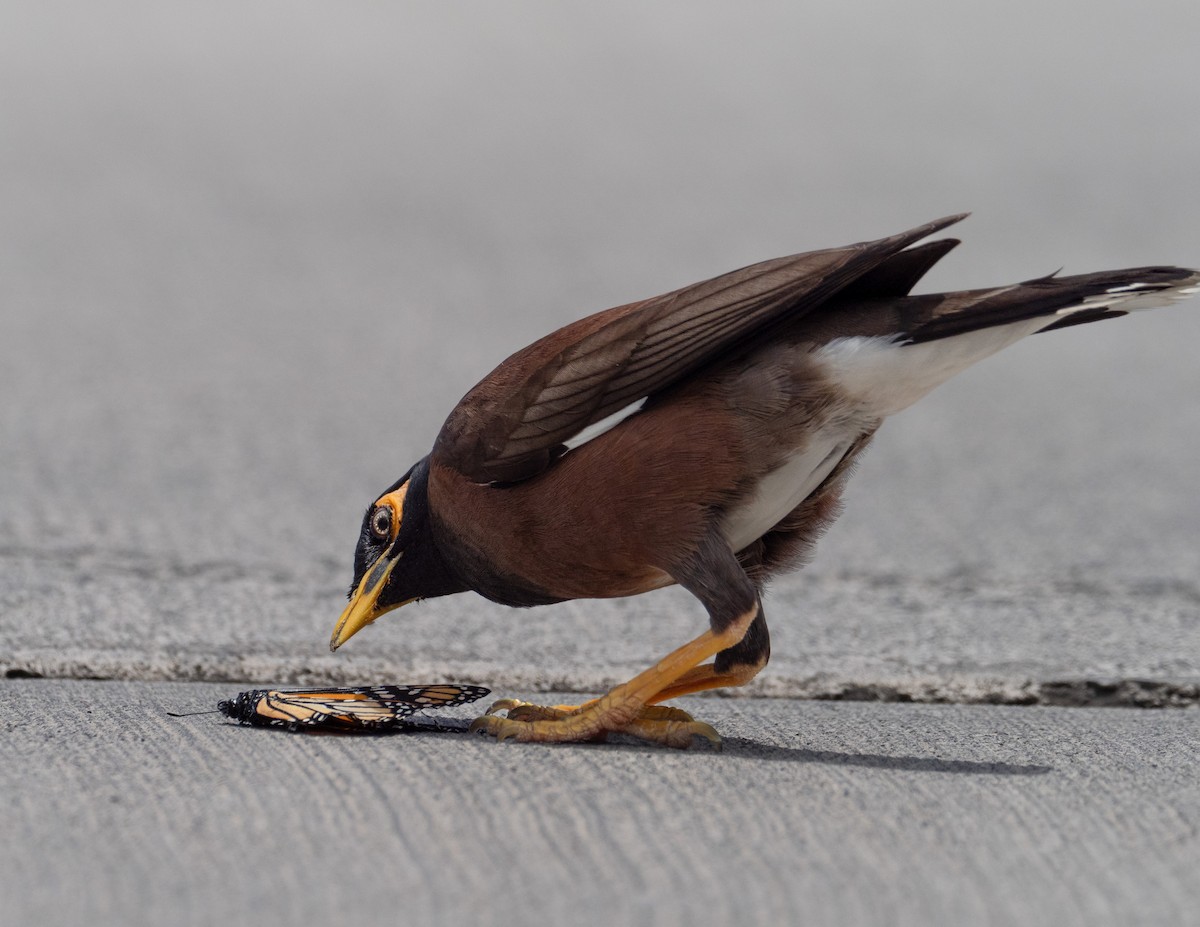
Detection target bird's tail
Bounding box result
[904,265,1200,344]
[814,264,1199,419]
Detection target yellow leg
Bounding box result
[487,631,763,716]
[647,658,765,703]
[469,604,758,747]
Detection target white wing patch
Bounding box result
[562,396,648,451]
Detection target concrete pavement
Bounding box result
[4,680,1198,927]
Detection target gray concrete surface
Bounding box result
[2,3,1199,926]
[3,680,1198,927]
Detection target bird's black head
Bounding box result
[329,456,463,651]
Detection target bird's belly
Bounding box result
[720,431,855,553]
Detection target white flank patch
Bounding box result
[722,435,854,553]
[818,271,1200,419]
[562,396,648,450]
[814,315,1050,418]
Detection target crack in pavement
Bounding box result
[3,545,1198,707]
[2,651,1197,708]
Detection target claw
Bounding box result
[692,722,721,744]
[484,698,530,716]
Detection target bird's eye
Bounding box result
[370,506,392,540]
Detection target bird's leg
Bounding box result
[647,605,771,702]
[470,530,763,747]
[492,607,768,724]
[470,606,757,746]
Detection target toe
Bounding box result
[506,703,571,722]
[484,698,531,716]
[636,705,697,723]
[620,717,721,749]
[468,712,607,743]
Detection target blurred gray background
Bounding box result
[4,5,1200,927]
[2,0,1198,695]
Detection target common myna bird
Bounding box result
[331,214,1198,747]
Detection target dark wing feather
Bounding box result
[435,214,967,484]
[832,237,960,301]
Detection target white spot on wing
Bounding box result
[562,397,648,450]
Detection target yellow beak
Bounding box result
[329,550,412,651]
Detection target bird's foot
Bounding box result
[469,696,719,748]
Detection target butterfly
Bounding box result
[216,684,490,733]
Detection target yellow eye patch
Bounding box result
[374,484,409,543]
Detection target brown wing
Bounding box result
[434,214,967,484]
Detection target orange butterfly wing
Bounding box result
[218,684,489,732]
